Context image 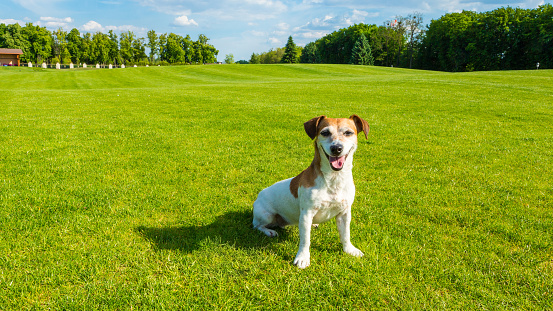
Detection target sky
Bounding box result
[0,0,548,62]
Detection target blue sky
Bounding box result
[0,0,548,61]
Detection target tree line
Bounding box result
[249,14,423,67]
[0,23,219,65]
[249,4,552,71]
[418,5,553,71]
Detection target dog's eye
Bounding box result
[344,130,355,136]
[320,129,331,137]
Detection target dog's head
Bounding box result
[304,115,369,172]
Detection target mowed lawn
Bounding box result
[0,65,551,309]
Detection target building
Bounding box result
[0,49,24,66]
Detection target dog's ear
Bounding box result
[304,115,326,140]
[349,114,370,140]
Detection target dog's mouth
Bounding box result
[322,149,348,171]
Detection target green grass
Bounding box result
[1,64,552,309]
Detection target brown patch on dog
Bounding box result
[304,115,326,140]
[349,114,370,139]
[290,144,322,198]
[273,214,289,228]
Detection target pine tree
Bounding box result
[281,36,298,64]
[350,34,374,65]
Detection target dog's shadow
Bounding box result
[136,210,290,253]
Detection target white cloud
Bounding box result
[344,9,378,25]
[352,9,369,17]
[172,15,199,26]
[37,16,73,28]
[293,8,379,34]
[297,31,329,39]
[0,18,25,25]
[520,0,545,8]
[80,21,147,34]
[11,0,65,15]
[245,0,287,11]
[134,0,286,23]
[273,22,290,36]
[112,24,148,33]
[293,15,335,32]
[132,0,193,16]
[41,16,72,23]
[268,37,281,45]
[421,2,432,12]
[276,22,289,31]
[431,0,491,13]
[249,30,267,36]
[81,20,104,32]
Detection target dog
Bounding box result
[252,115,369,268]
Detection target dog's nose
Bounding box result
[330,144,343,155]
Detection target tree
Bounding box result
[1,23,24,49]
[191,34,218,64]
[300,42,318,63]
[67,28,82,63]
[259,48,284,64]
[60,46,71,64]
[52,28,68,62]
[182,35,193,63]
[405,13,423,68]
[281,36,298,63]
[192,42,204,63]
[108,30,120,65]
[313,23,378,64]
[418,10,479,71]
[388,16,407,67]
[158,33,167,61]
[0,24,6,47]
[91,32,110,65]
[22,23,52,63]
[224,53,234,64]
[146,30,158,63]
[200,43,218,63]
[81,32,92,64]
[119,31,135,64]
[249,52,260,64]
[1,23,32,62]
[350,33,374,65]
[165,33,185,63]
[132,36,147,62]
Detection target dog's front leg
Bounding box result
[336,208,364,257]
[293,208,316,269]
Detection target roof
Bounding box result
[0,49,24,55]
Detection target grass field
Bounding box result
[1,64,552,309]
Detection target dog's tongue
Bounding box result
[329,156,345,169]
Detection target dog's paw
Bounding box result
[293,253,310,269]
[344,245,364,257]
[258,227,278,237]
[264,229,279,237]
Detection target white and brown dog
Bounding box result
[253,115,369,268]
